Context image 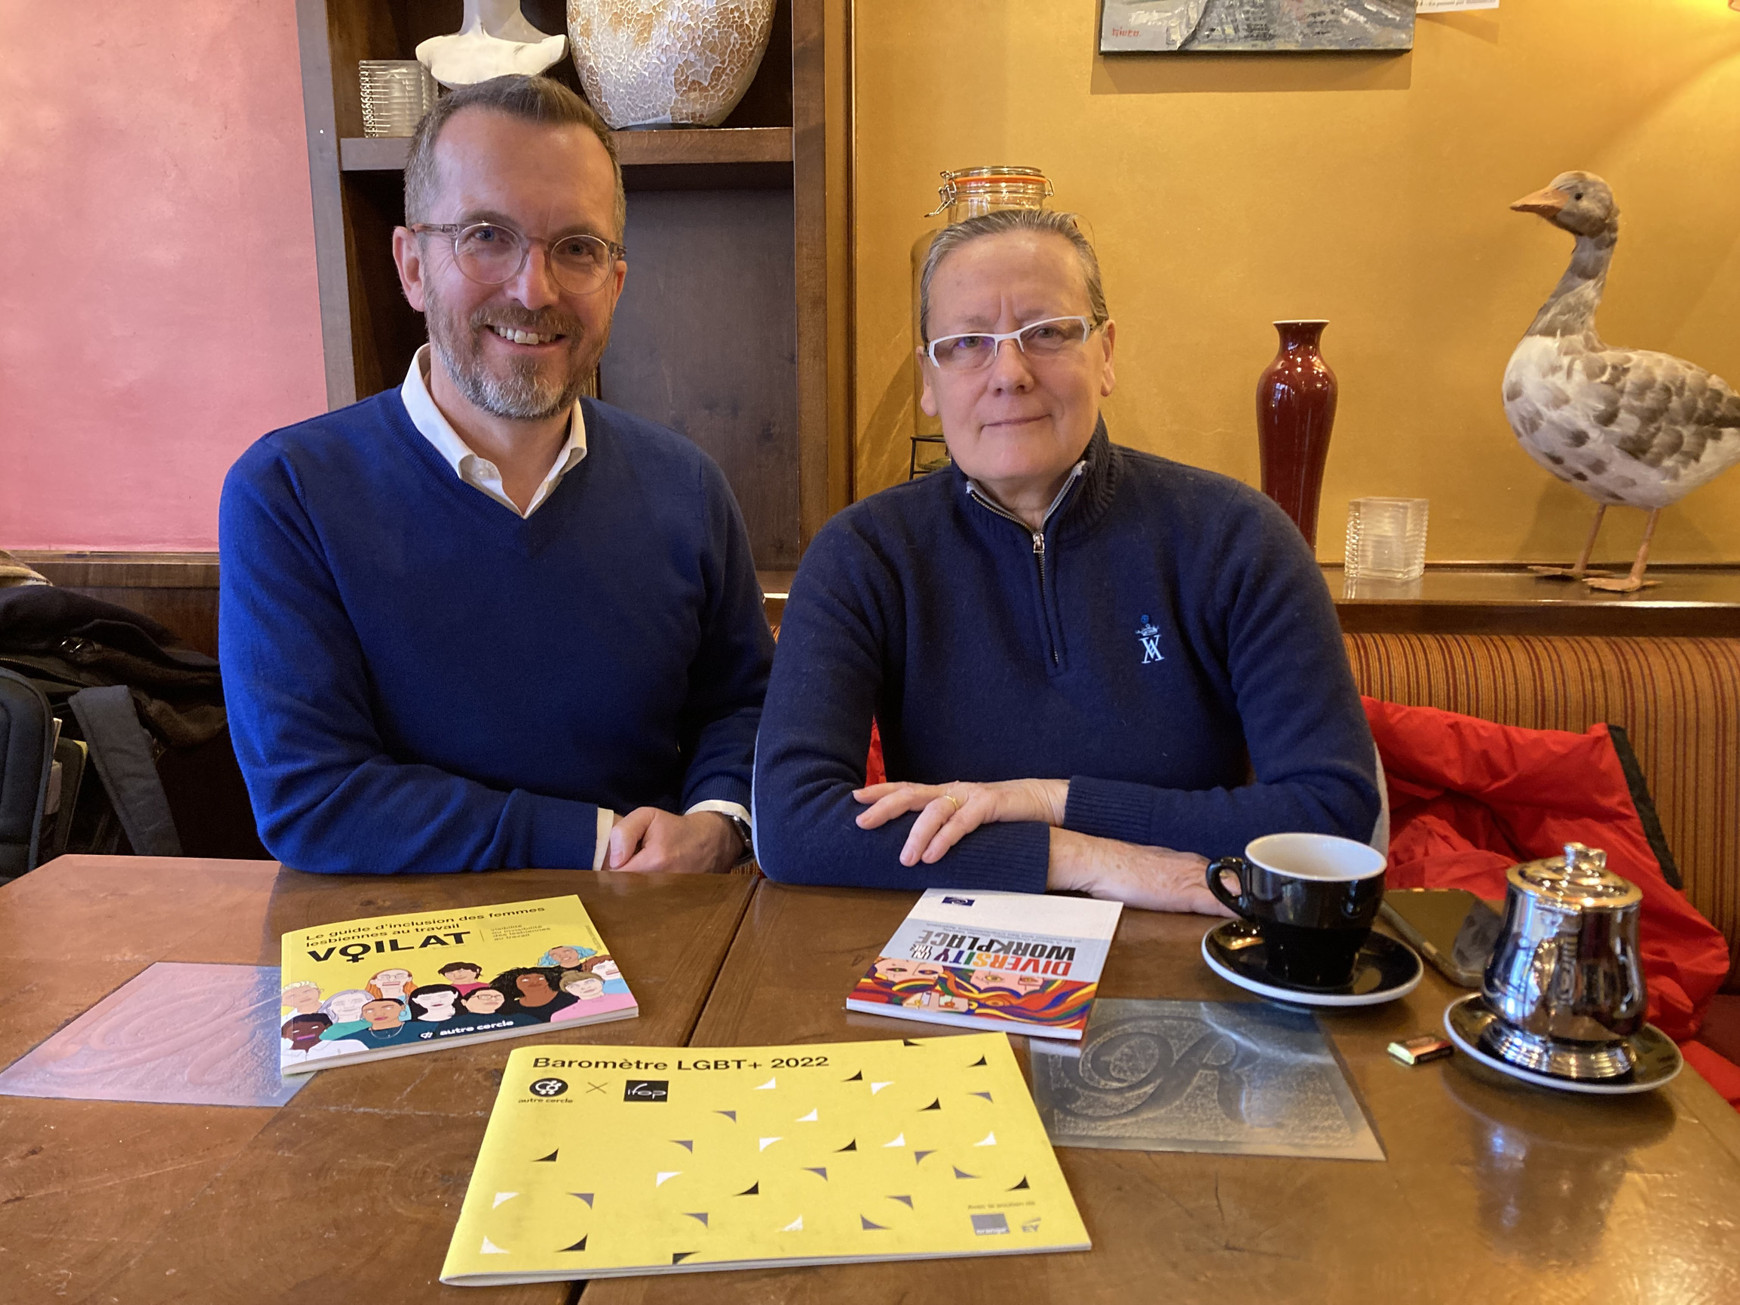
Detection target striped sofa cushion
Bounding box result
[1345,634,1740,987]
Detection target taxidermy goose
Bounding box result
[1503,171,1740,591]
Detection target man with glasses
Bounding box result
[753,208,1379,906]
[219,75,771,875]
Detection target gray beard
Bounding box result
[425,290,601,421]
[443,342,586,420]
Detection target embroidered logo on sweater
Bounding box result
[1136,615,1163,664]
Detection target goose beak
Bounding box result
[1511,187,1567,218]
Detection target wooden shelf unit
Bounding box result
[294,0,851,569]
[338,125,794,172]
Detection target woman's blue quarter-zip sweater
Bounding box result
[752,422,1381,891]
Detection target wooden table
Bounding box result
[0,856,754,1305]
[591,882,1740,1305]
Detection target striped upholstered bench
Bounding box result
[1344,634,1740,992]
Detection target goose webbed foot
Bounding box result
[1581,574,1659,593]
[1528,565,1613,581]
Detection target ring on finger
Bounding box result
[943,790,962,814]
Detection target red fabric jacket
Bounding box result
[1364,697,1729,1044]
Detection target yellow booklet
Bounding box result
[441,1032,1090,1284]
[278,895,635,1075]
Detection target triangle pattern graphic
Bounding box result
[843,1071,863,1082]
[953,1166,978,1179]
[685,1212,710,1227]
[970,1091,993,1102]
[672,1252,696,1265]
[890,1194,915,1207]
[672,1139,695,1152]
[492,1192,517,1208]
[870,1081,892,1095]
[533,1149,559,1162]
[759,1137,782,1151]
[835,1140,858,1152]
[975,1132,997,1146]
[570,1193,595,1206]
[803,1167,828,1180]
[971,1056,988,1067]
[796,1108,819,1122]
[882,1133,905,1148]
[480,1237,508,1255]
[734,1182,760,1196]
[861,1216,889,1230]
[782,1215,804,1232]
[754,1077,777,1090]
[715,1110,737,1122]
[558,1235,588,1252]
[656,1171,681,1187]
[920,1099,942,1111]
[903,1039,924,1047]
[1009,1177,1031,1190]
[913,1150,936,1164]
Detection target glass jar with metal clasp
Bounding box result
[908,167,1054,478]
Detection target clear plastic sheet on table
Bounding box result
[0,962,306,1108]
[1028,998,1384,1161]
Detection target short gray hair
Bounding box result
[403,74,626,239]
[918,208,1108,342]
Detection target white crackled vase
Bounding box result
[566,0,775,128]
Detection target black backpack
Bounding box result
[0,585,266,874]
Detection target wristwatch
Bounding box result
[722,813,755,866]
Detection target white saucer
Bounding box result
[1200,921,1423,1008]
[1442,995,1683,1096]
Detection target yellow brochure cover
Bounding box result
[441,1032,1090,1284]
[278,895,635,1075]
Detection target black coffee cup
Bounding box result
[1206,833,1388,988]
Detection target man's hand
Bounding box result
[606,809,742,874]
[853,779,1069,866]
[1046,827,1233,917]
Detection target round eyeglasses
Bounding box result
[923,315,1103,372]
[411,221,625,295]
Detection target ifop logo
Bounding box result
[624,1079,670,1102]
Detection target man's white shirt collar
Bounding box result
[400,344,587,518]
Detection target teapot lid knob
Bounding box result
[1563,842,1607,876]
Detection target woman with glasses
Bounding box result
[752,208,1380,909]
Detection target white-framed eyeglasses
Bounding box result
[410,221,625,295]
[923,315,1103,372]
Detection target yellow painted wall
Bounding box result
[850,0,1740,563]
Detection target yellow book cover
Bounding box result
[440,1032,1090,1284]
[278,895,635,1074]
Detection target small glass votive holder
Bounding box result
[359,61,438,138]
[1345,497,1428,583]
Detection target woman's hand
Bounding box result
[1046,828,1234,917]
[853,779,1069,866]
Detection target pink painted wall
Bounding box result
[0,1,326,550]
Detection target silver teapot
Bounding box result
[1480,843,1648,1079]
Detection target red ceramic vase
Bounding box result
[1255,320,1339,548]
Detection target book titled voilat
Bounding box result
[440,1033,1089,1284]
[845,889,1122,1041]
[277,895,635,1074]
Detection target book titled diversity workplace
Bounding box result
[440,1033,1089,1283]
[277,895,636,1074]
[846,889,1123,1041]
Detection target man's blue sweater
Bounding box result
[753,425,1380,891]
[219,391,773,874]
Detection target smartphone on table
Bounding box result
[1379,888,1504,989]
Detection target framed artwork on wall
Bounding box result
[1099,1,1415,53]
